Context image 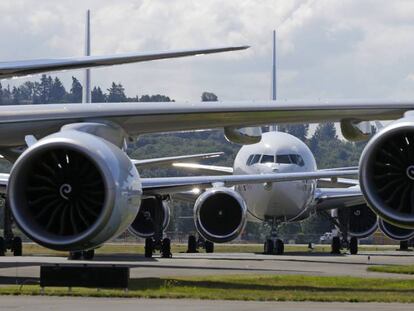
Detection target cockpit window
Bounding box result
[261,155,275,163]
[276,154,291,164]
[250,154,261,165]
[276,154,305,167]
[246,154,254,166]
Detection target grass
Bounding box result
[368,265,414,275]
[1,275,414,302]
[18,243,398,257]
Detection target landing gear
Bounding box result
[399,241,409,251]
[349,237,358,255]
[145,237,154,258]
[331,236,341,254]
[0,198,23,256]
[68,249,95,260]
[263,219,284,255]
[187,235,198,253]
[161,238,172,258]
[186,235,214,253]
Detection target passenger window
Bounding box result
[261,155,275,163]
[250,154,261,165]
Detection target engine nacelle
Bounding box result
[338,204,378,238]
[340,119,371,142]
[7,130,142,251]
[128,197,170,238]
[194,187,247,243]
[359,119,414,229]
[379,218,414,241]
[224,127,262,145]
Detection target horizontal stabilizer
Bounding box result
[0,45,249,79]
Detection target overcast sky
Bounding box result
[2,0,414,102]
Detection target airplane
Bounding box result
[0,31,413,260]
[168,31,414,256]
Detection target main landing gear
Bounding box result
[263,219,284,255]
[0,198,23,257]
[68,249,95,260]
[186,235,214,253]
[322,211,358,255]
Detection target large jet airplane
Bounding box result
[0,32,412,260]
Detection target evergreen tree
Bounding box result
[201,92,218,102]
[92,86,106,102]
[37,75,53,104]
[139,94,172,102]
[50,77,66,102]
[107,82,127,102]
[279,124,309,141]
[0,83,3,105]
[69,77,82,103]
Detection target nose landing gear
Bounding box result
[0,199,23,257]
[186,235,215,253]
[263,219,284,255]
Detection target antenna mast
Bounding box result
[83,9,91,103]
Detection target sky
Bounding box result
[2,0,414,102]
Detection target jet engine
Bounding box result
[338,204,378,238]
[194,188,247,243]
[7,130,142,251]
[359,119,414,229]
[128,197,170,238]
[378,219,414,241]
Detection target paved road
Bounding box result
[0,251,413,283]
[1,296,413,311]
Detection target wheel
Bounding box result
[145,238,154,258]
[264,239,273,254]
[205,240,214,253]
[12,237,22,256]
[275,239,284,255]
[187,235,197,253]
[82,249,95,260]
[161,238,172,258]
[349,237,358,255]
[331,236,341,254]
[68,251,82,260]
[0,237,5,256]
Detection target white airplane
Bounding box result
[0,30,412,259]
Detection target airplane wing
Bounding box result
[1,100,412,147]
[313,186,364,211]
[0,46,248,79]
[172,162,234,175]
[141,169,358,195]
[132,152,223,168]
[317,178,359,188]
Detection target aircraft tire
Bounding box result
[205,240,214,253]
[331,236,341,254]
[12,237,22,256]
[145,238,154,258]
[275,239,284,255]
[82,249,95,260]
[161,238,172,258]
[349,237,358,255]
[68,251,82,260]
[0,237,5,256]
[187,235,197,253]
[264,239,274,254]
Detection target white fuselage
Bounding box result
[233,131,317,223]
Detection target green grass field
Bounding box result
[1,275,414,302]
[19,243,398,257]
[368,265,414,275]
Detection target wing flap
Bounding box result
[132,152,223,168]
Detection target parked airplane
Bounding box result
[0,32,413,259]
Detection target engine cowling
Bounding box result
[359,119,414,229]
[7,130,142,251]
[128,197,170,238]
[379,218,414,241]
[338,204,378,238]
[194,188,247,243]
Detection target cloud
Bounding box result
[1,0,414,101]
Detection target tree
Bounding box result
[201,92,218,102]
[279,124,309,141]
[69,77,82,103]
[139,94,172,102]
[36,75,53,104]
[107,82,127,102]
[50,77,66,102]
[92,86,106,102]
